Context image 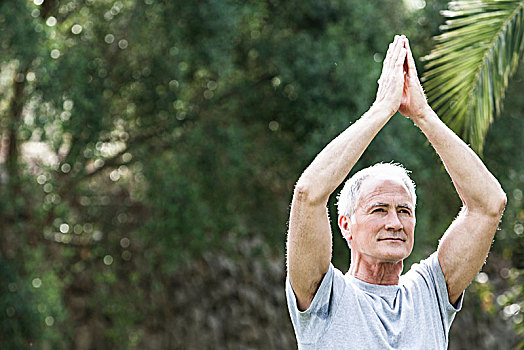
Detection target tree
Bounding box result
[0,0,521,348]
[422,0,524,154]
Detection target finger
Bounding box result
[384,36,398,59]
[396,48,407,68]
[401,37,409,73]
[383,39,396,70]
[386,40,395,57]
[387,35,401,69]
[404,38,418,77]
[392,37,405,68]
[387,38,401,72]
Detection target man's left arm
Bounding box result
[399,38,507,305]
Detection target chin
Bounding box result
[378,247,412,262]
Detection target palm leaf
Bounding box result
[421,0,524,154]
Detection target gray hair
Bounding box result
[336,163,416,219]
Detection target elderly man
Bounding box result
[285,35,507,349]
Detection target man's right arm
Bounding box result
[286,35,407,311]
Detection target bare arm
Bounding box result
[399,39,507,304]
[287,36,407,311]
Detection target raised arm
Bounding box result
[287,35,407,310]
[399,39,507,304]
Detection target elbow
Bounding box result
[486,190,507,218]
[467,189,507,218]
[293,180,314,203]
[495,191,507,216]
[293,178,326,206]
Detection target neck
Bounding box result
[349,252,403,285]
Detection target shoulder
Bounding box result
[286,264,349,345]
[286,263,347,314]
[401,252,463,312]
[401,252,444,291]
[404,252,441,279]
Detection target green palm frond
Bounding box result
[422,0,524,154]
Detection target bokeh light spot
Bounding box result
[92,230,103,241]
[122,152,133,163]
[268,121,280,132]
[513,189,522,201]
[118,39,128,49]
[38,304,47,313]
[122,250,132,261]
[110,170,120,181]
[514,223,524,236]
[37,174,47,185]
[63,100,74,111]
[71,24,83,35]
[43,183,53,193]
[46,17,57,27]
[105,34,115,44]
[6,306,16,317]
[475,272,489,284]
[120,237,130,248]
[59,223,70,234]
[203,90,214,99]
[45,316,55,326]
[61,163,71,173]
[103,255,114,266]
[50,49,61,59]
[32,278,42,288]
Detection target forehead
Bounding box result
[358,176,413,207]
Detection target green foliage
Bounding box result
[422,0,524,153]
[0,259,39,348]
[0,253,69,349]
[483,65,524,337]
[0,0,522,347]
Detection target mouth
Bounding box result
[377,238,406,242]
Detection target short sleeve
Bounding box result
[286,264,336,345]
[414,252,464,331]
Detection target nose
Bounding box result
[385,211,403,231]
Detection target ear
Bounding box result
[338,215,352,242]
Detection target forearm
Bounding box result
[415,107,506,214]
[397,35,506,304]
[286,36,407,310]
[296,102,394,204]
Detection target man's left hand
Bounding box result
[398,38,430,121]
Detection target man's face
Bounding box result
[348,176,416,263]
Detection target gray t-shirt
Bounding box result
[286,252,463,349]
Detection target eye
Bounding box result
[372,208,386,213]
[398,209,411,215]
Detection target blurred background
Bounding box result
[0,0,522,348]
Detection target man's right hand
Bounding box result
[374,35,407,116]
[398,38,431,121]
